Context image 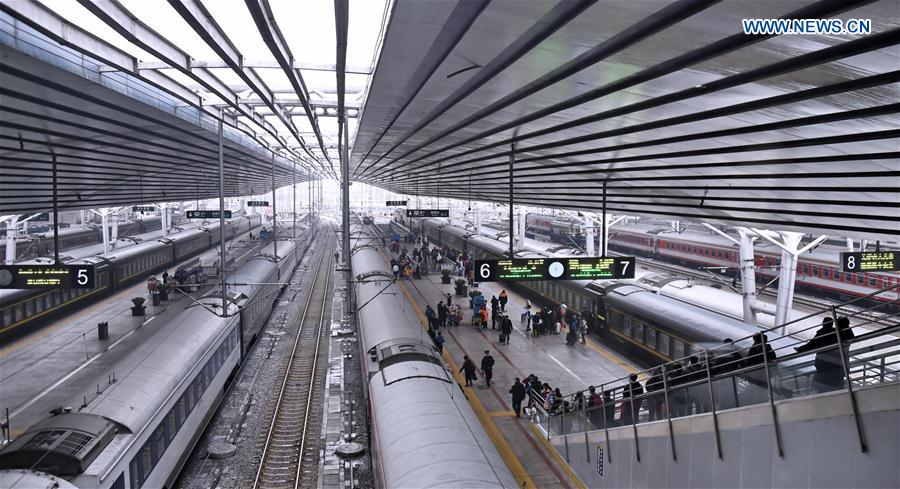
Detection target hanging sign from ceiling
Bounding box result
[132,206,156,213]
[406,209,449,218]
[841,251,899,272]
[0,264,96,289]
[474,257,635,282]
[187,210,232,219]
[386,200,408,206]
[247,201,269,207]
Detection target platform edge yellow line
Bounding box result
[395,278,535,489]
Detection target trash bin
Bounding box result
[98,321,109,340]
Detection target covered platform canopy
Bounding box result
[350,0,899,241]
[0,0,897,241]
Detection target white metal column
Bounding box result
[738,228,758,327]
[585,215,595,256]
[5,215,17,264]
[474,208,482,235]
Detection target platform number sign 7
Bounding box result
[616,257,636,279]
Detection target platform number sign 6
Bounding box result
[474,260,498,282]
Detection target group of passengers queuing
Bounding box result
[389,233,466,279]
[147,267,207,297]
[551,315,857,429]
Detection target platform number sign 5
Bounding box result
[0,264,96,289]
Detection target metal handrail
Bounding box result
[536,286,900,455]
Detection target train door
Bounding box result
[591,297,608,337]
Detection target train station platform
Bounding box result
[381,247,639,489]
[0,229,277,439]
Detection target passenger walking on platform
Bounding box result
[435,332,446,354]
[490,295,499,316]
[480,351,495,388]
[460,356,477,387]
[446,293,453,308]
[334,251,340,262]
[498,290,508,311]
[479,306,489,329]
[603,389,616,427]
[510,378,526,417]
[491,302,501,330]
[578,317,587,344]
[425,305,437,330]
[527,375,541,409]
[437,301,448,328]
[620,374,644,425]
[502,315,513,345]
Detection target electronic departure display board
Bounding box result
[474,256,635,282]
[841,251,899,272]
[406,209,449,218]
[186,210,232,219]
[25,213,50,221]
[132,206,156,213]
[386,200,408,206]
[246,201,269,207]
[0,264,96,289]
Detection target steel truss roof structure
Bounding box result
[0,0,356,214]
[351,0,900,241]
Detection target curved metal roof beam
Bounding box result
[167,0,322,177]
[73,0,306,166]
[243,0,338,179]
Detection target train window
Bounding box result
[621,317,632,338]
[869,275,877,287]
[129,459,140,488]
[150,427,164,466]
[658,334,670,357]
[645,327,657,350]
[140,444,152,485]
[811,265,818,276]
[633,322,644,342]
[856,274,864,285]
[672,340,685,360]
[802,263,809,275]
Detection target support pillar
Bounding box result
[109,212,119,251]
[100,211,110,255]
[218,117,227,314]
[774,231,803,330]
[585,215,595,256]
[846,237,854,253]
[517,210,526,248]
[5,216,17,264]
[474,208,482,235]
[737,228,758,327]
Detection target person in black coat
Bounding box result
[509,378,526,417]
[796,317,852,391]
[502,316,513,345]
[620,374,644,424]
[480,350,495,387]
[460,355,477,386]
[437,301,448,328]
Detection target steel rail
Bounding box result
[252,234,334,489]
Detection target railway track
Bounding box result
[251,234,334,489]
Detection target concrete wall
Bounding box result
[551,383,900,488]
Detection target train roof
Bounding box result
[368,375,518,488]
